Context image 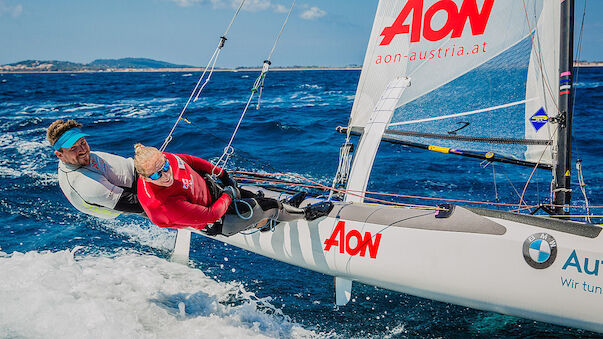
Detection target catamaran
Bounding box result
[166,0,602,333]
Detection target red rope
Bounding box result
[233,170,603,210]
[234,171,439,210]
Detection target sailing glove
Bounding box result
[223,186,240,200]
[221,171,237,188]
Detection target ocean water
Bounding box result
[0,68,602,338]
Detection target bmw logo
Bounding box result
[523,233,557,269]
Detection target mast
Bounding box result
[553,0,574,216]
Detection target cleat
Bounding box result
[304,201,334,221]
[285,191,307,208]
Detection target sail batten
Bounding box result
[388,98,536,126]
[384,129,551,145]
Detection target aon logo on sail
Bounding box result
[380,0,495,45]
[323,221,382,259]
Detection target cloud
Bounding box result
[273,4,288,13]
[169,0,223,8]
[169,0,201,7]
[11,3,21,16]
[0,0,22,17]
[168,0,315,16]
[300,6,326,20]
[240,0,271,12]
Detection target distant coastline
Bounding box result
[0,67,362,74]
[0,57,599,73]
[575,61,603,67]
[0,58,361,73]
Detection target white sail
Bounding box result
[524,2,560,164]
[350,0,560,165]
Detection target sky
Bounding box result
[0,0,601,67]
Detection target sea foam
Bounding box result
[0,249,317,338]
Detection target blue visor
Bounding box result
[53,128,89,151]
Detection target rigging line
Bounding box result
[255,0,296,109]
[514,125,558,212]
[234,170,539,209]
[192,44,223,102]
[498,165,528,203]
[211,92,255,176]
[235,170,603,210]
[521,0,561,115]
[266,0,296,62]
[549,204,603,209]
[491,163,499,202]
[576,159,592,223]
[191,0,249,102]
[387,98,535,126]
[526,0,557,117]
[212,0,296,175]
[223,0,247,37]
[159,1,248,152]
[571,0,587,159]
[233,171,438,209]
[551,215,603,218]
[177,117,285,173]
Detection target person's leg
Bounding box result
[218,196,334,236]
[220,199,278,236]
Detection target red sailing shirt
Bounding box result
[137,152,231,230]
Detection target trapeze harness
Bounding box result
[137,153,306,236]
[57,151,143,219]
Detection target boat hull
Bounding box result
[191,189,603,333]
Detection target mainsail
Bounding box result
[350,0,560,165]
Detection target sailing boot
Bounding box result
[284,191,307,208]
[202,222,223,236]
[273,202,306,222]
[303,201,334,221]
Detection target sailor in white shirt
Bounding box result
[47,119,144,219]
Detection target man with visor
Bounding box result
[47,119,144,219]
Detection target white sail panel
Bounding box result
[524,2,559,164]
[350,0,411,128]
[350,0,544,129]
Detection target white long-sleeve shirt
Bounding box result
[57,151,136,219]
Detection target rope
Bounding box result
[576,159,592,222]
[233,199,253,220]
[233,170,603,212]
[573,0,587,103]
[234,170,441,210]
[159,0,247,152]
[267,0,296,62]
[490,162,499,202]
[514,126,557,212]
[255,0,296,109]
[212,0,296,175]
[521,0,561,116]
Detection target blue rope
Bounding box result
[233,199,253,220]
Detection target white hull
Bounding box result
[190,189,603,333]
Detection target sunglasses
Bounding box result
[147,159,170,180]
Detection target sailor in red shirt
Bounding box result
[133,144,332,236]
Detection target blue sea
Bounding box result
[0,68,602,338]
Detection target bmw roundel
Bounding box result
[523,233,557,269]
